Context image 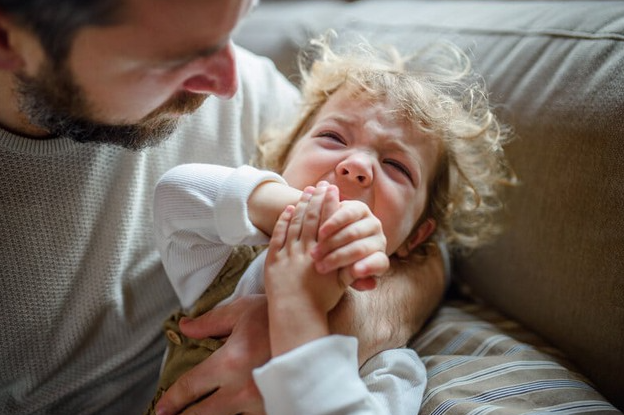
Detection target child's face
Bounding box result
[281,86,440,255]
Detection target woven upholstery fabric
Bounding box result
[235,1,624,408]
[411,301,621,415]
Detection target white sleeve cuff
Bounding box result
[215,165,285,246]
[253,335,370,415]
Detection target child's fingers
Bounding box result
[287,187,314,241]
[349,251,390,279]
[338,261,384,293]
[300,185,327,241]
[314,236,387,275]
[314,219,386,264]
[351,277,377,291]
[319,183,340,226]
[318,200,378,243]
[336,268,353,291]
[268,205,295,253]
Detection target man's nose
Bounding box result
[181,42,238,99]
[336,154,374,187]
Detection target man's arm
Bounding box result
[155,249,446,415]
[155,174,446,415]
[155,295,272,415]
[330,245,447,366]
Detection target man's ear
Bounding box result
[396,218,436,257]
[0,12,26,71]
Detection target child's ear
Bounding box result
[0,12,27,71]
[397,218,436,258]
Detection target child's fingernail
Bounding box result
[302,187,314,198]
[156,404,169,415]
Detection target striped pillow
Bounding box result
[411,301,620,414]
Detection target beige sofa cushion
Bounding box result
[235,0,624,409]
[413,300,619,414]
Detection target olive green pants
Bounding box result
[145,245,264,415]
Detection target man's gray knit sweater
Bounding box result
[0,47,298,415]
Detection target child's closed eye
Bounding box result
[383,159,413,183]
[318,131,346,145]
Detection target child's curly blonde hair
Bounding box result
[257,33,516,255]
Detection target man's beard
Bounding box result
[15,61,207,151]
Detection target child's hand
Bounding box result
[265,185,346,315]
[264,185,354,357]
[311,182,389,290]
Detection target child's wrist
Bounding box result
[268,296,330,356]
[248,181,301,235]
[268,291,327,319]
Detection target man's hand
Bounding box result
[155,295,270,415]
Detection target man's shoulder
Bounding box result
[233,45,278,76]
[233,45,299,105]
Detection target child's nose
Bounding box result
[336,154,373,187]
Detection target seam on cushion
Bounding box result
[346,21,624,42]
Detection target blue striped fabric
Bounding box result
[410,301,621,414]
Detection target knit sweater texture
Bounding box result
[0,46,299,415]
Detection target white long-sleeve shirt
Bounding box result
[153,163,426,415]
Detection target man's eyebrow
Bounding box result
[189,43,225,59]
[163,39,229,65]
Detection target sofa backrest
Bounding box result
[235,1,624,408]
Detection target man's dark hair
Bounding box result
[0,0,123,64]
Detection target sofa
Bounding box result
[234,1,624,413]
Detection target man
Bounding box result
[0,0,446,414]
